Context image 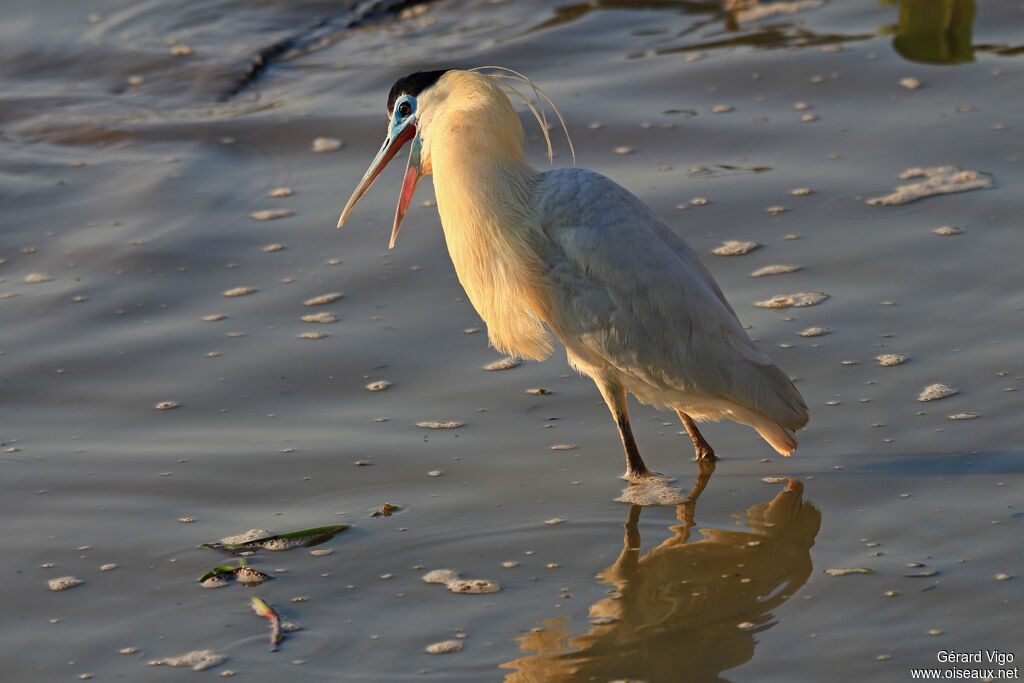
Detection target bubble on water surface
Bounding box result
[269,187,293,197]
[365,380,392,392]
[222,287,256,297]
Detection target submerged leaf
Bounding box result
[205,524,351,553]
[824,567,875,576]
[198,566,239,583]
[197,563,270,586]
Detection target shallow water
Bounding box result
[3,0,1022,681]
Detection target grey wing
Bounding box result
[535,168,808,429]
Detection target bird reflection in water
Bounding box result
[501,464,821,682]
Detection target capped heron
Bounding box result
[338,69,809,479]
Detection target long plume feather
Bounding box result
[469,66,576,166]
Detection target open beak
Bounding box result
[336,117,425,249]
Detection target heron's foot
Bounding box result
[693,445,717,462]
[620,468,674,483]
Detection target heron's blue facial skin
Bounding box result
[335,94,421,231]
[391,94,417,128]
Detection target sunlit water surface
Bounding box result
[2,0,1021,680]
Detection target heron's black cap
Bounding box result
[387,70,450,115]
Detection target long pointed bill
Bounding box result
[389,136,424,249]
[336,120,417,229]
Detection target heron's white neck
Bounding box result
[428,110,554,361]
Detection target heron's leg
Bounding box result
[676,410,716,461]
[596,382,651,478]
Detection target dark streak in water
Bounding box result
[223,0,431,100]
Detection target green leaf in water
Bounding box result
[204,524,351,553]
[198,566,238,583]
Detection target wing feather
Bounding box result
[534,168,807,429]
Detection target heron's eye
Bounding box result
[398,101,412,117]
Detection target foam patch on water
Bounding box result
[712,240,761,256]
[234,567,270,585]
[416,420,464,429]
[483,357,520,371]
[866,166,994,206]
[303,292,343,306]
[250,209,293,221]
[755,292,829,309]
[750,264,802,277]
[149,650,225,671]
[311,137,343,153]
[799,327,830,337]
[425,640,463,654]
[302,312,337,323]
[918,383,958,402]
[48,576,83,591]
[365,380,392,392]
[422,568,500,594]
[614,478,687,506]
[200,575,229,589]
[876,353,908,367]
[220,529,270,544]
